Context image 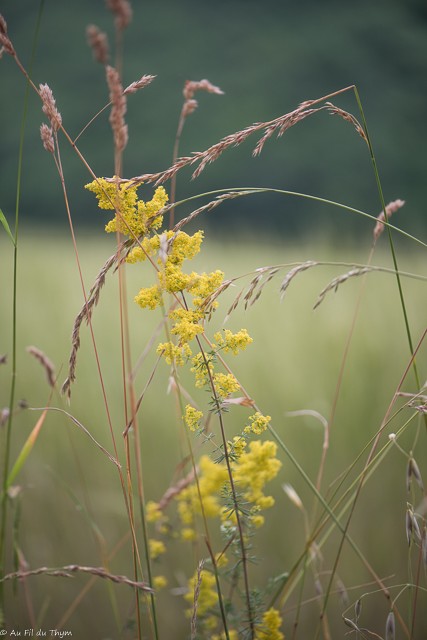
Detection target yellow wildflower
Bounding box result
[181,527,196,541]
[170,309,204,343]
[168,230,204,264]
[256,607,284,640]
[183,404,203,431]
[157,341,192,366]
[233,440,282,509]
[176,455,229,527]
[153,575,168,590]
[137,185,168,230]
[214,328,253,355]
[228,435,247,459]
[126,235,161,263]
[134,284,162,310]
[213,372,240,399]
[85,178,167,237]
[243,412,271,435]
[146,500,163,523]
[159,262,192,293]
[149,539,166,560]
[213,632,239,640]
[188,270,224,307]
[85,177,137,212]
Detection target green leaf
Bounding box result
[0,209,15,246]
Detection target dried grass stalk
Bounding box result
[0,14,15,55]
[373,199,405,242]
[326,102,367,141]
[39,84,62,131]
[181,78,224,118]
[314,267,371,309]
[190,560,205,640]
[106,0,132,30]
[26,346,56,387]
[124,74,156,95]
[1,564,152,592]
[40,123,55,154]
[117,98,334,187]
[172,190,251,233]
[183,79,224,101]
[158,467,196,511]
[280,261,317,299]
[62,248,122,398]
[106,65,128,152]
[86,24,109,65]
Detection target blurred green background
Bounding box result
[1,0,427,637]
[1,232,426,637]
[1,0,427,237]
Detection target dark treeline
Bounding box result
[1,0,426,239]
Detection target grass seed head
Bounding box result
[106,65,128,151]
[39,84,62,131]
[373,199,405,242]
[86,24,109,64]
[40,123,55,154]
[0,14,15,55]
[106,0,132,30]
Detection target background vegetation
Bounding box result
[1,0,427,235]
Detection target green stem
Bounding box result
[353,86,423,390]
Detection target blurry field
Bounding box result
[1,229,426,637]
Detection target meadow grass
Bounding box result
[1,3,427,639]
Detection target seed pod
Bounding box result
[385,611,395,640]
[407,457,424,492]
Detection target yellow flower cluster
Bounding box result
[152,575,168,590]
[169,309,204,343]
[233,440,281,510]
[228,435,247,459]
[146,500,163,523]
[255,607,284,640]
[212,632,238,640]
[175,441,281,536]
[149,538,166,560]
[211,608,284,640]
[134,284,162,310]
[183,404,203,431]
[243,412,271,435]
[214,328,253,355]
[156,341,192,366]
[176,455,229,539]
[85,178,167,237]
[212,372,240,399]
[188,270,224,308]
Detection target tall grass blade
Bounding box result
[0,209,15,246]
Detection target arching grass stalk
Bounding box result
[0,0,45,616]
[163,187,426,248]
